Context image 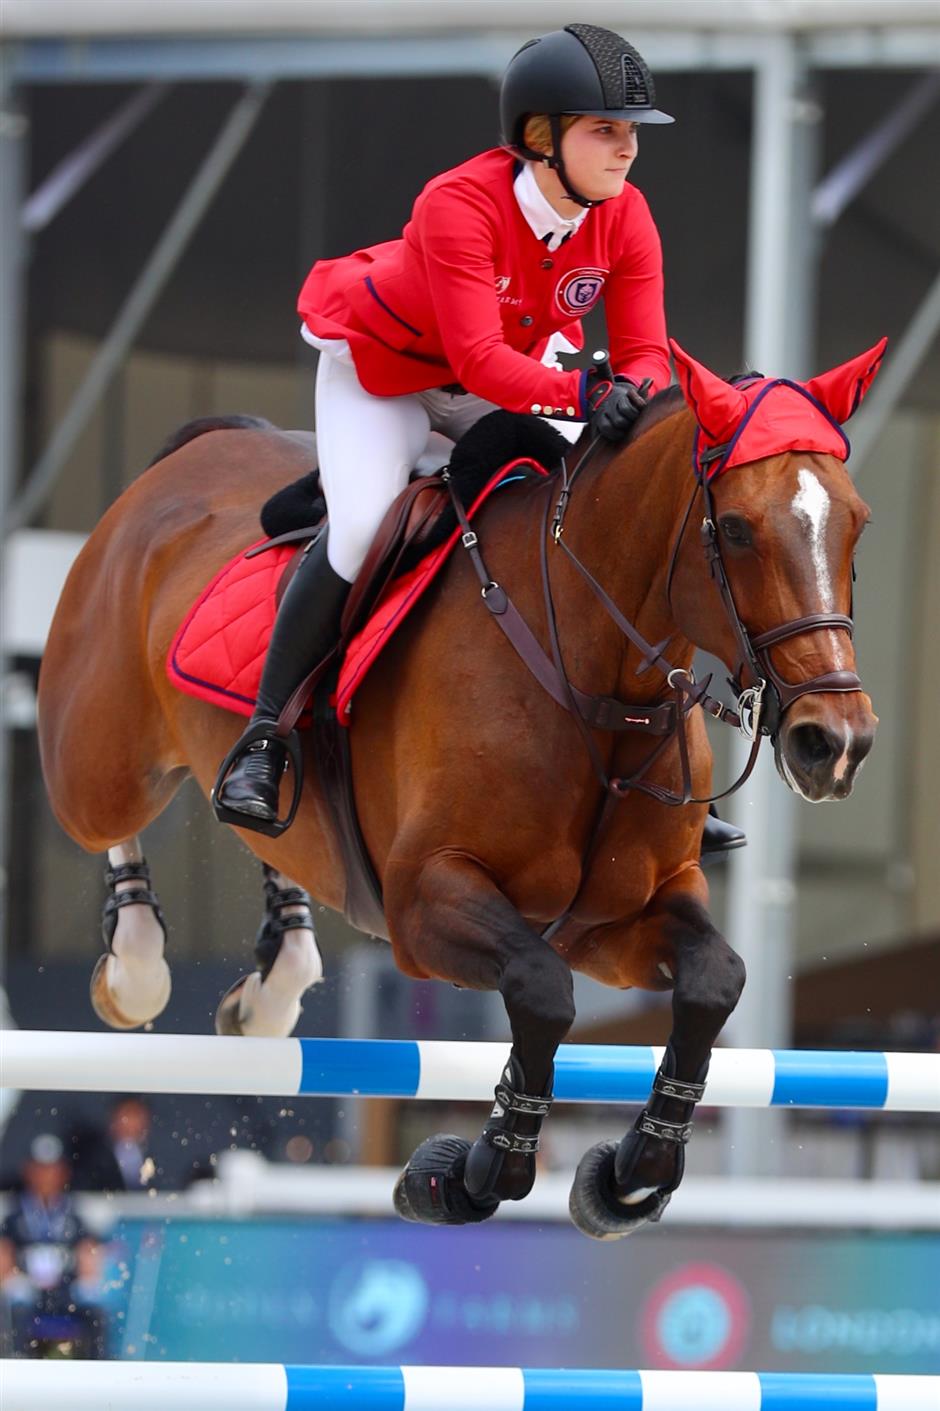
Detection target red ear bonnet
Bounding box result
[803,337,888,423]
[670,340,748,442]
[669,336,888,480]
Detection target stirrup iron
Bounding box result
[211,720,304,839]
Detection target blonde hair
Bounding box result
[522,113,580,157]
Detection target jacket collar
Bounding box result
[514,160,588,252]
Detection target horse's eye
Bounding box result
[719,514,751,546]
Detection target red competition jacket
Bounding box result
[297,148,670,418]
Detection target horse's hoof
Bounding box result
[394,1135,501,1227]
[89,954,171,1031]
[568,1141,672,1241]
[215,976,249,1036]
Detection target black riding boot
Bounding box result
[216,534,350,825]
[700,804,746,865]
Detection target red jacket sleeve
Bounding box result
[604,189,670,392]
[417,185,588,417]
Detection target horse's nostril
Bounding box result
[788,723,841,772]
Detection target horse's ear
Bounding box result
[803,337,888,424]
[669,338,748,442]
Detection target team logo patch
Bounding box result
[495,275,512,294]
[555,267,607,316]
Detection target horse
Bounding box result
[36,337,882,1238]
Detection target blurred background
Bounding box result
[0,0,938,1375]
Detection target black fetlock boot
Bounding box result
[213,534,350,832]
[700,804,746,865]
[463,1055,554,1204]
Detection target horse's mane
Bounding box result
[619,370,764,451]
[622,384,688,447]
[146,414,275,468]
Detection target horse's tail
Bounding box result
[146,414,274,468]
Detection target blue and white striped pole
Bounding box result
[2,1031,939,1111]
[2,1362,938,1410]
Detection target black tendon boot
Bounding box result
[214,534,350,829]
[700,804,746,865]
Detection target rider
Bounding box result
[216,23,744,860]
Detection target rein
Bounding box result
[447,400,862,811]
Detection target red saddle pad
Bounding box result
[167,458,548,725]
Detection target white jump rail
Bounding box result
[2,1362,939,1411]
[2,1030,939,1110]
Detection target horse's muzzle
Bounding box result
[774,695,877,802]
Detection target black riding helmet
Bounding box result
[500,23,674,208]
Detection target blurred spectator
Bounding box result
[0,1134,107,1358]
[70,1096,156,1192]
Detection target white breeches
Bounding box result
[313,345,580,584]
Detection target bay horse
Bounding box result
[37,338,882,1239]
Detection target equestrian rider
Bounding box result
[216,23,744,860]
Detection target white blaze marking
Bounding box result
[792,468,832,608]
[791,467,851,670]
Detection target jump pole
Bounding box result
[2,1362,939,1410]
[2,1030,939,1111]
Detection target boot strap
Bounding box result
[637,1112,694,1144]
[493,1081,553,1119]
[651,1073,707,1103]
[482,1128,541,1155]
[105,860,152,889]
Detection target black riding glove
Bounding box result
[585,373,652,442]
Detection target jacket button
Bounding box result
[520,315,534,327]
[541,258,553,269]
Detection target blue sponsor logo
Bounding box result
[328,1259,429,1356]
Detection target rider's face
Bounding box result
[561,117,639,201]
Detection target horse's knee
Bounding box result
[500,941,575,1042]
[665,895,746,1022]
[715,940,746,1011]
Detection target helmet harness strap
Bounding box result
[544,113,605,209]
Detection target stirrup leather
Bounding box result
[211,720,304,839]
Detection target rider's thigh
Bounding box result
[315,352,431,582]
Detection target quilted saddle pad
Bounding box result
[167,458,547,726]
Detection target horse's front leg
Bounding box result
[567,872,746,1240]
[388,853,576,1225]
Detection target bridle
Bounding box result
[450,387,864,810]
[663,378,863,743]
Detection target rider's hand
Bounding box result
[585,373,652,442]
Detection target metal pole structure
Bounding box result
[5,80,271,536]
[847,268,940,473]
[724,35,822,1176]
[0,65,28,980]
[21,82,168,234]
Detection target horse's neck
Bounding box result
[568,417,696,692]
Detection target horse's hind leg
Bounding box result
[90,839,172,1030]
[390,855,576,1226]
[568,879,745,1240]
[215,865,323,1037]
